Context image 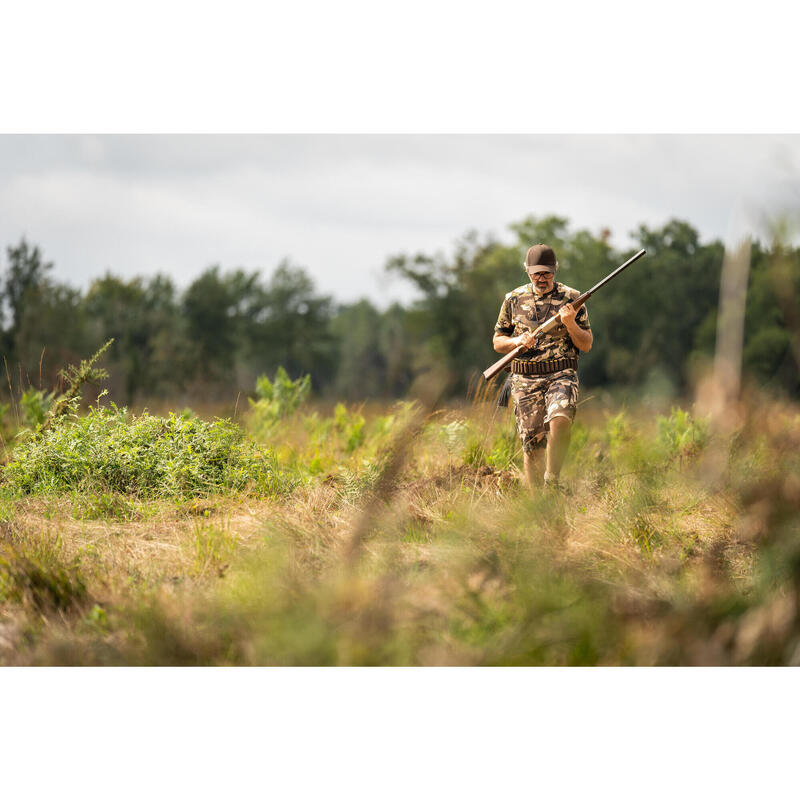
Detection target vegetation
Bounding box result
[4,405,290,499]
[0,355,798,664]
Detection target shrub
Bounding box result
[657,407,709,458]
[464,423,519,470]
[3,405,292,499]
[333,403,365,452]
[248,367,311,437]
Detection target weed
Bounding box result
[628,514,663,555]
[191,521,237,576]
[248,367,311,437]
[177,499,220,518]
[3,405,293,499]
[436,419,468,456]
[464,423,519,470]
[657,407,709,459]
[403,520,432,544]
[334,403,366,452]
[338,463,382,502]
[72,492,138,521]
[40,339,114,434]
[85,604,109,630]
[0,496,15,523]
[0,539,88,613]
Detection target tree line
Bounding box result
[2,214,798,406]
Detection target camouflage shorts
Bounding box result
[510,369,579,453]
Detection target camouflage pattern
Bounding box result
[494,281,590,364]
[510,369,580,452]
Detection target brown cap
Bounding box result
[524,244,558,274]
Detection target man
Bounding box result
[493,244,593,489]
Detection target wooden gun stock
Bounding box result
[482,249,646,382]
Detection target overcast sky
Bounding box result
[1,135,798,307]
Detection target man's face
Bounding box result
[528,268,554,295]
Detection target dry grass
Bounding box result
[1,391,798,665]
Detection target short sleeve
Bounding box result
[494,296,514,335]
[576,303,590,331]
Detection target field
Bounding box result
[1,365,799,666]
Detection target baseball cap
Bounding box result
[524,244,558,274]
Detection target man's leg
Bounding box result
[542,370,579,485]
[510,375,547,491]
[545,415,572,480]
[523,448,545,489]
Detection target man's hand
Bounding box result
[558,303,577,328]
[514,330,538,350]
[558,302,593,352]
[492,329,538,354]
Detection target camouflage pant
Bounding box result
[510,369,579,453]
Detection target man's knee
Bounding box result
[548,414,572,436]
[522,430,547,453]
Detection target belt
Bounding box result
[510,357,578,376]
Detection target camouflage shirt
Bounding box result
[494,281,591,363]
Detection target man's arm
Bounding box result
[493,330,537,354]
[493,294,536,354]
[558,303,593,352]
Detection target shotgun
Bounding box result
[483,248,647,382]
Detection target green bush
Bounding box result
[3,405,292,499]
[248,367,311,436]
[333,403,365,452]
[464,423,519,470]
[657,407,709,458]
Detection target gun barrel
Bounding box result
[578,248,646,303]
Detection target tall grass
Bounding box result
[1,383,797,665]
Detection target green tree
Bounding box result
[182,266,255,383]
[16,283,89,387]
[2,239,53,335]
[1,240,90,389]
[584,220,724,391]
[387,229,522,393]
[182,261,337,395]
[330,300,387,399]
[85,273,188,403]
[741,241,800,393]
[243,262,337,389]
